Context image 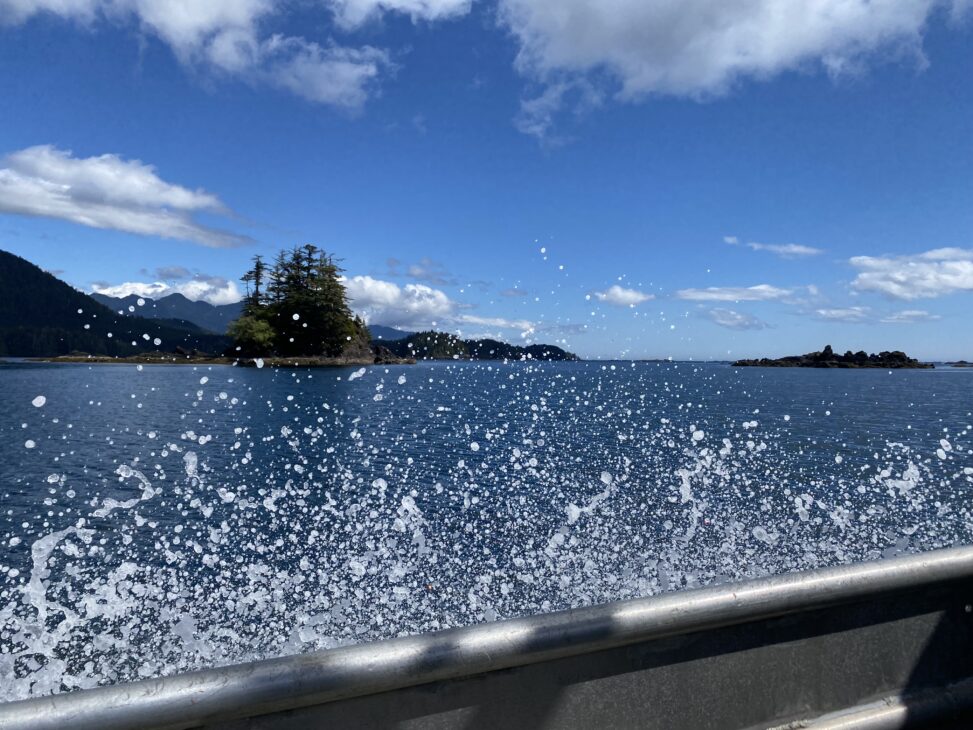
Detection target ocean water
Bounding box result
[1,359,972,699]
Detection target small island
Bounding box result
[733,345,934,369]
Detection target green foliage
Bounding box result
[232,245,370,357]
[381,331,579,361]
[227,315,276,356]
[386,331,470,359]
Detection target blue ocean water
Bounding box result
[1,359,971,698]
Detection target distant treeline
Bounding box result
[380,331,579,361]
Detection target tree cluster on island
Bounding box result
[228,245,374,360]
[733,344,933,369]
[228,248,580,363]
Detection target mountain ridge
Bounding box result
[0,249,229,356]
[90,292,243,334]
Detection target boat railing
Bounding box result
[3,545,973,729]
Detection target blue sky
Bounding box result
[1,0,972,359]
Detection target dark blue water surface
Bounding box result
[1,359,972,697]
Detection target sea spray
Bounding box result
[1,362,971,700]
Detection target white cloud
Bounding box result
[850,248,973,299]
[92,277,242,305]
[457,314,535,332]
[725,235,823,257]
[0,145,248,247]
[747,242,823,257]
[676,284,791,302]
[880,309,941,324]
[501,0,962,103]
[328,0,471,29]
[514,80,602,142]
[514,82,572,141]
[262,39,390,107]
[344,274,537,334]
[811,305,941,324]
[0,0,397,108]
[815,306,871,322]
[343,275,457,328]
[592,284,654,307]
[704,308,768,330]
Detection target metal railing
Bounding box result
[3,546,973,729]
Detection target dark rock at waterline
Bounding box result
[373,344,413,365]
[733,345,933,369]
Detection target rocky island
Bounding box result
[733,345,933,369]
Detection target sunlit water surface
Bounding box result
[1,360,972,699]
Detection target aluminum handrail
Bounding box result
[3,545,973,730]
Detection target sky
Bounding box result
[1,0,972,360]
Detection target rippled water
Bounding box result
[1,359,972,699]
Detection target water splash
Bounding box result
[1,362,971,700]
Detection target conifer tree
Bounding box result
[229,245,369,357]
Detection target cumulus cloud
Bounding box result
[850,248,973,299]
[0,0,402,108]
[592,284,654,307]
[0,145,249,247]
[501,1,961,99]
[880,309,941,324]
[92,276,242,305]
[703,308,769,330]
[344,274,536,334]
[815,306,871,323]
[500,0,969,138]
[676,284,791,302]
[344,275,454,328]
[260,39,390,108]
[329,0,471,29]
[725,236,823,258]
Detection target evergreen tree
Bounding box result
[241,254,266,316]
[230,245,369,357]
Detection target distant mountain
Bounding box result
[91,292,243,334]
[381,331,579,361]
[0,249,229,357]
[368,324,415,341]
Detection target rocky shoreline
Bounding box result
[733,345,933,369]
